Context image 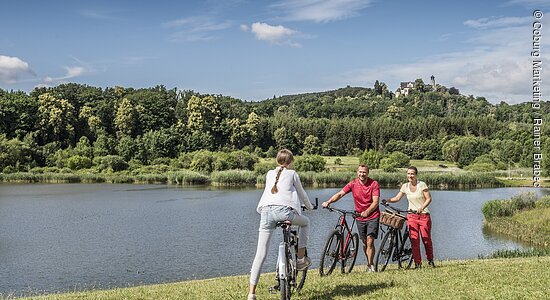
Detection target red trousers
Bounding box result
[407,213,434,265]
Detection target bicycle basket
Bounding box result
[380,211,406,229]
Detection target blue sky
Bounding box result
[1,0,549,104]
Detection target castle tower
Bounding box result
[431,75,436,91]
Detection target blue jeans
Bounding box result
[250,205,310,285]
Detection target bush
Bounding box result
[464,162,497,172]
[67,155,93,170]
[93,155,129,172]
[379,152,410,172]
[253,161,276,175]
[359,149,382,169]
[189,150,216,173]
[228,150,258,170]
[294,155,326,172]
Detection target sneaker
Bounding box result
[247,294,256,300]
[296,257,311,270]
[428,260,436,268]
[367,265,376,272]
[414,263,422,269]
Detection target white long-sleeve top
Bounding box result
[257,167,313,214]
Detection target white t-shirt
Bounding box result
[257,167,312,214]
[400,181,430,214]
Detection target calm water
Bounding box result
[0,184,547,296]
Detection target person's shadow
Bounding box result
[304,282,394,299]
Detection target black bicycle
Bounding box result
[319,206,360,276]
[374,201,415,272]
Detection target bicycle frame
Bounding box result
[375,202,414,271]
[336,213,357,259]
[320,206,360,276]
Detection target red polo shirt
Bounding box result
[342,178,380,221]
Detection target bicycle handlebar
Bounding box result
[323,205,359,217]
[381,199,418,214]
[301,197,319,211]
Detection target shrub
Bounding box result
[94,155,129,172]
[294,155,326,172]
[464,162,497,172]
[189,150,215,173]
[67,155,93,170]
[359,149,382,169]
[253,162,276,175]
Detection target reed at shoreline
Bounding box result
[0,169,507,188]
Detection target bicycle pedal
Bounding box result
[268,285,280,294]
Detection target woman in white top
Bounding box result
[387,166,435,268]
[248,149,313,300]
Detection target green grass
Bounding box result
[13,257,550,300]
[482,194,550,250]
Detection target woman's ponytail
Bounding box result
[271,166,284,194]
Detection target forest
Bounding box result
[0,79,548,176]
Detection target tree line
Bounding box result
[0,80,548,174]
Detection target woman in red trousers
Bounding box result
[387,166,435,268]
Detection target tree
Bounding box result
[75,136,93,158]
[114,98,138,137]
[294,155,326,172]
[245,112,261,146]
[274,127,297,152]
[442,136,491,167]
[359,149,383,169]
[187,95,221,133]
[36,93,76,146]
[303,135,321,155]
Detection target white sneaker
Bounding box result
[247,294,256,300]
[367,265,376,272]
[296,257,311,270]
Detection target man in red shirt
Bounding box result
[322,164,380,272]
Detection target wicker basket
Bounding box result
[380,211,406,229]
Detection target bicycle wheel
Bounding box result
[280,277,290,300]
[341,232,359,274]
[398,229,413,269]
[375,230,394,272]
[319,230,340,276]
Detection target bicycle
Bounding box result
[269,199,318,300]
[319,205,360,276]
[374,200,415,272]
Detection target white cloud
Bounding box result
[43,66,87,85]
[248,22,301,47]
[0,55,34,84]
[163,16,232,42]
[272,0,373,22]
[240,24,250,32]
[464,16,530,28]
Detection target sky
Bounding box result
[1,0,549,104]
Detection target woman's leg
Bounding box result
[249,230,272,293]
[291,213,310,257]
[419,214,434,261]
[407,213,422,265]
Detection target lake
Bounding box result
[0,184,547,296]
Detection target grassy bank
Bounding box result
[13,257,550,300]
[482,193,550,253]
